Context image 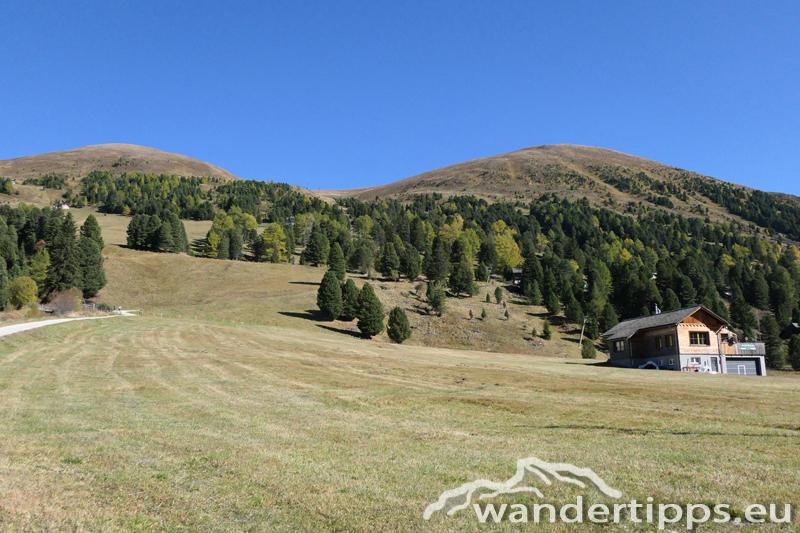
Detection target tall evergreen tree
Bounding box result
[448,259,474,297]
[45,213,80,296]
[304,231,330,266]
[599,302,619,333]
[426,281,447,316]
[787,335,800,371]
[328,242,346,281]
[78,236,107,298]
[317,270,343,320]
[760,313,785,369]
[529,280,542,306]
[217,232,230,260]
[341,278,361,320]
[423,236,451,282]
[0,260,8,309]
[564,294,584,325]
[662,288,681,311]
[157,221,174,252]
[387,307,412,344]
[356,283,385,338]
[401,245,421,281]
[379,242,400,280]
[80,214,104,249]
[545,290,561,315]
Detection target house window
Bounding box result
[655,336,663,349]
[689,332,710,346]
[690,357,701,365]
[669,358,675,366]
[666,335,674,348]
[613,340,625,352]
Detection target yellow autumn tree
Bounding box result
[261,224,287,262]
[492,220,523,270]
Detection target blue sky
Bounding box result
[1,1,798,194]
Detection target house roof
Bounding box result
[601,305,729,340]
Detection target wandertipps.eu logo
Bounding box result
[423,456,621,520]
[423,456,794,529]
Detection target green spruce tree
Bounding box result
[356,283,385,338]
[78,236,107,298]
[317,270,343,321]
[387,307,412,344]
[787,335,800,371]
[426,280,447,316]
[341,278,361,320]
[45,213,80,296]
[328,242,346,281]
[542,319,552,340]
[448,259,473,297]
[760,314,785,369]
[80,214,104,249]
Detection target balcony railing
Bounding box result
[720,342,766,356]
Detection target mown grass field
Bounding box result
[0,317,798,531]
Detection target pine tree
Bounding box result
[542,319,552,340]
[356,283,385,338]
[481,307,487,320]
[157,221,174,252]
[494,286,503,304]
[677,276,697,306]
[564,295,583,325]
[426,281,447,316]
[145,215,161,250]
[0,260,8,309]
[78,236,106,298]
[448,259,473,297]
[387,307,412,344]
[317,270,343,320]
[544,290,561,315]
[663,288,681,311]
[341,278,361,320]
[228,229,243,260]
[217,232,230,260]
[379,242,400,280]
[529,280,542,306]
[475,263,488,283]
[485,293,491,303]
[760,313,785,369]
[469,309,474,319]
[80,214,104,249]
[788,335,800,371]
[599,302,619,333]
[45,213,80,296]
[401,245,421,281]
[304,231,330,266]
[329,242,346,281]
[752,272,770,310]
[423,236,450,282]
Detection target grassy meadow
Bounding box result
[0,208,797,531]
[0,316,798,531]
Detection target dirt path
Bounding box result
[0,311,135,338]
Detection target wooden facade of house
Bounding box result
[603,305,766,376]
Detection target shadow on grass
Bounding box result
[317,324,362,338]
[511,424,795,438]
[278,310,326,321]
[191,238,205,254]
[288,281,320,286]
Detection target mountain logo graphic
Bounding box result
[423,456,622,520]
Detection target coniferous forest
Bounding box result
[15,163,800,369]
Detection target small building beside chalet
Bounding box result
[602,305,766,376]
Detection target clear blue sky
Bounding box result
[2,1,798,195]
